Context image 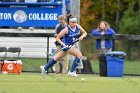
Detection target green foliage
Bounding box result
[118,2,140,60]
[119,5,140,34]
[80,0,139,33]
[92,0,121,31]
[80,0,140,60]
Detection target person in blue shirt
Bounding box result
[92,21,115,53]
[40,14,87,78]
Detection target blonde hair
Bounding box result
[58,15,65,22]
[98,21,110,31]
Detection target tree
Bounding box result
[80,0,140,60]
[119,2,140,34]
[80,0,96,33]
[119,1,140,60]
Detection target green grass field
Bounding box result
[21,58,140,75]
[0,73,140,93]
[1,58,140,93]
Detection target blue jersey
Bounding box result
[62,25,79,51]
[62,25,79,45]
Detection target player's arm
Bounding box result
[56,27,68,47]
[77,24,87,40]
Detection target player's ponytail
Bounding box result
[66,13,74,24]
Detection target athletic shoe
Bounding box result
[67,71,78,77]
[40,66,46,78]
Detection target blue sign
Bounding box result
[0,6,62,27]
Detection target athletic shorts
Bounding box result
[61,44,74,52]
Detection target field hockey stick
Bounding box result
[62,39,80,50]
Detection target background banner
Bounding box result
[0,7,62,27]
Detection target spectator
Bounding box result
[92,21,115,53]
